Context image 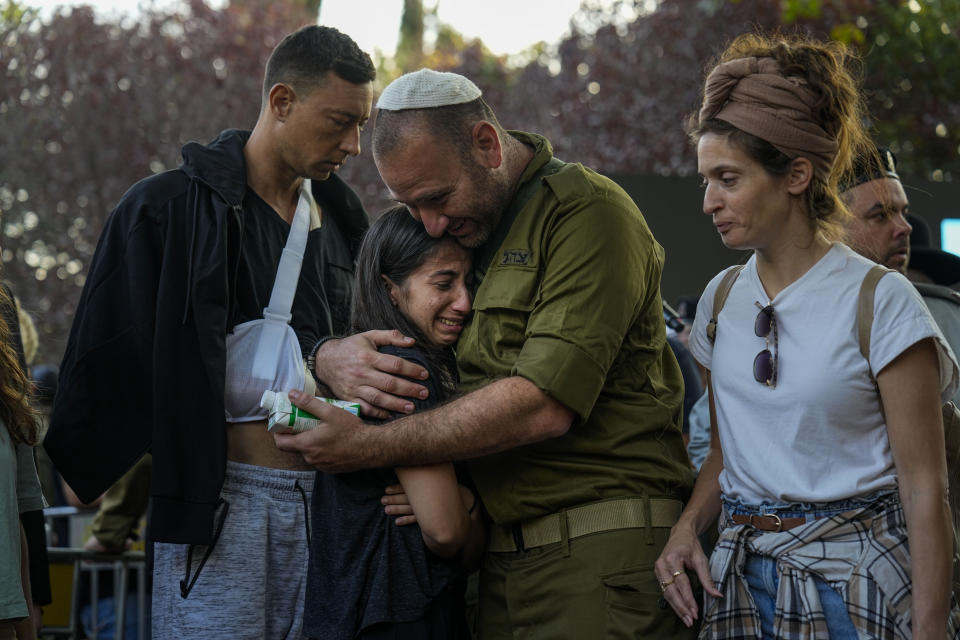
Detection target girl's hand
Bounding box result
[382,484,417,526]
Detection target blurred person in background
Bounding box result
[29,364,59,508]
[906,213,960,289]
[667,332,702,444]
[674,295,700,351]
[80,456,153,640]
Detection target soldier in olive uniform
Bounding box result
[277,70,695,639]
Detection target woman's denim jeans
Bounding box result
[720,491,892,640]
[742,553,858,639]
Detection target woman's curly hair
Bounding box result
[0,285,40,445]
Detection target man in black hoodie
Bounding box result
[44,25,421,639]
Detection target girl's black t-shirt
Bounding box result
[304,345,469,640]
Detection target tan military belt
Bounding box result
[487,497,683,553]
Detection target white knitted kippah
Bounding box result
[377,69,481,110]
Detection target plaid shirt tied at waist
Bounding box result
[700,492,960,640]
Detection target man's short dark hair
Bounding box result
[263,25,375,102]
[373,97,503,164]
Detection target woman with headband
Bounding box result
[655,34,960,639]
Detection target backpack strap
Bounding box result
[856,265,894,380]
[857,265,960,596]
[706,265,745,344]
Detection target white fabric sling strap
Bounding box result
[224,179,321,422]
[250,179,316,376]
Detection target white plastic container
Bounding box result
[259,390,361,433]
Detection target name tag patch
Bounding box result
[501,249,530,266]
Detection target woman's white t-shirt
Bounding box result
[689,243,958,505]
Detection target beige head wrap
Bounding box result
[698,56,838,179]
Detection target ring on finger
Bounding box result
[659,569,685,592]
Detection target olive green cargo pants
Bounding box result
[477,527,699,639]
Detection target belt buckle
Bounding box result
[756,512,783,532]
[511,523,525,551]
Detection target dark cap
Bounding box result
[908,214,960,287]
[841,146,900,192]
[31,363,58,406]
[675,295,700,322]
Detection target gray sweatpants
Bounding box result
[151,461,314,640]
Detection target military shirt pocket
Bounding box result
[473,266,540,312]
[470,267,541,370]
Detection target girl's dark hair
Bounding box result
[688,33,874,242]
[351,206,464,399]
[0,285,39,445]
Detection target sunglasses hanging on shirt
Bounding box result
[753,302,778,388]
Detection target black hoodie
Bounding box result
[45,129,368,544]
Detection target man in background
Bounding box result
[842,146,960,404]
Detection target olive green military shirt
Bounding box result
[460,132,693,525]
[91,454,151,550]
